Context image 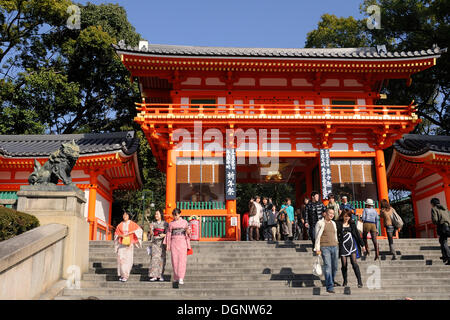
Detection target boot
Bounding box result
[353,264,363,288]
[374,242,380,261]
[364,242,370,257]
[249,227,254,241]
[341,266,348,287]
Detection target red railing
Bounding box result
[91,218,115,241]
[135,103,416,119]
[416,221,437,238]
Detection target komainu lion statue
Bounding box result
[28,140,80,185]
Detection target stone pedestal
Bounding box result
[17,185,89,279]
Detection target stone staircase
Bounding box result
[55,239,450,300]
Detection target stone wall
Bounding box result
[0,224,68,300]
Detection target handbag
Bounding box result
[441,223,450,237]
[187,248,193,255]
[249,202,257,217]
[391,208,404,229]
[356,220,363,233]
[122,235,131,246]
[312,255,323,277]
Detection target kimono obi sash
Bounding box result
[153,228,165,236]
[172,228,186,236]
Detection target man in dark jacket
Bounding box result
[305,191,327,246]
[431,198,450,265]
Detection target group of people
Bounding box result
[114,208,191,285]
[112,194,450,292]
[244,191,406,293]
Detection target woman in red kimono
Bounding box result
[164,208,191,285]
[114,212,143,282]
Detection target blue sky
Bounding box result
[77,0,365,48]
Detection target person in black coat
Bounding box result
[336,209,365,288]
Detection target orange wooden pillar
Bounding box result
[375,149,388,237]
[165,148,176,222]
[88,172,98,240]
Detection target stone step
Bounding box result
[89,257,450,269]
[55,292,450,300]
[88,249,443,257]
[82,270,450,282]
[60,284,450,298]
[87,264,450,276]
[76,276,450,289]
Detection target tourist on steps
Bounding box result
[314,208,339,294]
[148,210,168,282]
[361,198,380,261]
[305,191,326,246]
[430,198,450,265]
[280,198,295,241]
[327,193,341,220]
[336,209,365,288]
[164,208,192,285]
[261,197,273,241]
[300,197,310,240]
[248,196,263,241]
[379,199,399,260]
[114,212,143,282]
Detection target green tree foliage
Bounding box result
[305,14,370,48]
[0,206,40,241]
[0,1,166,226]
[306,0,449,134]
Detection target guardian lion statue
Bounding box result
[28,140,80,185]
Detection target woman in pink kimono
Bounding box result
[164,208,191,285]
[114,212,143,282]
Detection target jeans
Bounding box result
[438,226,450,260]
[386,226,396,256]
[308,224,316,246]
[321,246,338,291]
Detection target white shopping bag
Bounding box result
[312,255,323,277]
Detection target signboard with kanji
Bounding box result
[320,149,332,200]
[225,148,236,200]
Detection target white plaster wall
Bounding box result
[296,143,318,152]
[205,77,225,86]
[415,173,442,191]
[83,190,89,219]
[259,78,287,86]
[15,171,29,180]
[322,79,339,87]
[330,143,349,151]
[262,143,291,151]
[95,192,110,224]
[181,77,201,85]
[416,191,446,225]
[236,143,258,152]
[234,78,255,86]
[71,170,89,179]
[353,143,375,152]
[0,172,11,180]
[97,174,110,191]
[344,79,363,87]
[292,78,312,86]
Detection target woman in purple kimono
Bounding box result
[164,208,191,285]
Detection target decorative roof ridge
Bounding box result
[0,131,139,157]
[113,41,447,60]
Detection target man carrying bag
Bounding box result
[431,198,450,265]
